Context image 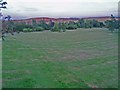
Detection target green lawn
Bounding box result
[2,28,118,88]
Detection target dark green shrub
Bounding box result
[23,28,28,32]
[36,27,44,31]
[67,24,77,30]
[23,28,33,32]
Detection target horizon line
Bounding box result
[11,15,119,20]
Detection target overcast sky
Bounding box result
[1,0,119,19]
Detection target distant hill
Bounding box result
[83,16,111,22]
[12,16,119,24]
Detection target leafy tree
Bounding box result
[3,15,15,35]
[118,20,120,32]
[84,20,93,28]
[105,20,110,28]
[99,22,105,28]
[108,14,116,32]
[0,0,7,9]
[78,18,85,28]
[0,0,7,40]
[49,20,54,30]
[14,23,24,32]
[108,21,114,32]
[66,21,77,30]
[52,22,60,32]
[114,20,119,29]
[8,20,14,32]
[39,20,50,30]
[92,19,101,27]
[32,19,37,31]
[61,22,66,32]
[14,22,32,32]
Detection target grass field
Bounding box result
[2,28,118,88]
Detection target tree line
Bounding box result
[3,14,118,33]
